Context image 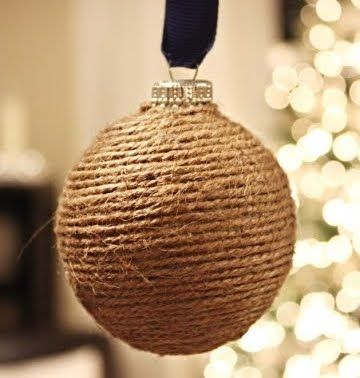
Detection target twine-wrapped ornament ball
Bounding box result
[55,80,296,355]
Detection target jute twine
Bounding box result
[55,103,296,355]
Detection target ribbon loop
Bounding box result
[161,0,219,69]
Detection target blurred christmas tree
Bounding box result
[203,1,360,377]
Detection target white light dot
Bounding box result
[321,161,346,187]
[351,0,360,9]
[300,170,326,199]
[322,310,349,339]
[311,241,332,268]
[342,329,360,353]
[322,88,347,108]
[321,107,347,133]
[340,203,360,234]
[204,361,233,378]
[312,339,341,365]
[301,291,335,311]
[298,128,332,162]
[314,51,342,77]
[326,235,353,263]
[343,271,360,291]
[323,198,346,226]
[263,321,286,348]
[298,67,324,93]
[277,144,302,172]
[295,292,335,341]
[289,86,315,113]
[265,85,289,109]
[316,0,342,22]
[238,324,265,353]
[273,65,298,91]
[309,24,335,50]
[333,132,359,162]
[238,320,285,352]
[284,355,320,378]
[293,239,317,269]
[336,288,359,313]
[339,355,360,378]
[333,39,351,62]
[310,128,333,155]
[210,346,237,369]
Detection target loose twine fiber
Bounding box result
[55,103,296,355]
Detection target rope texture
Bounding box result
[55,103,296,355]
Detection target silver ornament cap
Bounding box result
[151,80,212,106]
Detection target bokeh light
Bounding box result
[289,85,315,113]
[284,355,320,378]
[336,288,359,313]
[298,67,324,93]
[297,127,332,162]
[204,361,232,378]
[322,87,347,107]
[321,107,347,132]
[342,328,360,353]
[300,170,326,199]
[321,161,346,187]
[272,65,298,91]
[315,0,342,22]
[277,144,302,172]
[309,24,335,50]
[338,354,360,378]
[322,198,346,226]
[333,132,359,161]
[238,320,285,353]
[265,85,289,109]
[314,50,342,77]
[326,235,353,263]
[312,339,341,365]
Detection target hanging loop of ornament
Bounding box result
[168,66,199,81]
[155,0,217,107]
[162,0,218,69]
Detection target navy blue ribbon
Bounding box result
[161,0,219,69]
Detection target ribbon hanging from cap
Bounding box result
[161,0,219,69]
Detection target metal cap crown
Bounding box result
[151,80,212,106]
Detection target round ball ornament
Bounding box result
[56,80,296,355]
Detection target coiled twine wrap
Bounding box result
[55,103,296,355]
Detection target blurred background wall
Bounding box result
[0,0,74,182]
[0,1,280,377]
